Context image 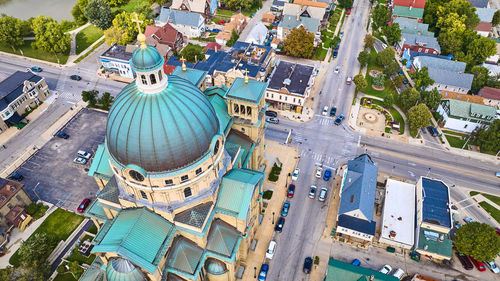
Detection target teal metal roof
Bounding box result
[171,67,207,88]
[326,258,399,281]
[205,258,228,275]
[215,168,264,220]
[80,256,105,281]
[224,78,267,104]
[85,199,108,222]
[106,258,146,281]
[106,75,220,173]
[393,5,424,19]
[92,208,175,274]
[97,176,121,205]
[225,129,254,168]
[131,45,164,72]
[207,93,232,136]
[88,144,113,181]
[206,219,240,257]
[444,99,496,120]
[166,236,204,275]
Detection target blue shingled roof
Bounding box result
[338,154,378,221]
[0,71,43,111]
[421,178,452,228]
[156,7,203,27]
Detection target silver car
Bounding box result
[77,150,92,159]
[318,187,327,202]
[73,157,87,165]
[266,117,279,124]
[309,185,317,199]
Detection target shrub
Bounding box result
[262,190,273,200]
[314,256,320,265]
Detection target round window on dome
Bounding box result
[129,170,145,182]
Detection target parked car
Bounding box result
[334,67,339,74]
[281,201,290,217]
[323,169,332,181]
[308,185,317,199]
[30,66,43,72]
[265,241,277,259]
[392,268,404,279]
[73,157,87,165]
[495,227,500,235]
[322,106,328,116]
[303,257,313,274]
[333,50,338,57]
[266,117,279,124]
[330,106,337,116]
[315,167,323,178]
[291,168,300,181]
[7,172,23,181]
[77,150,92,159]
[464,217,475,223]
[351,259,361,266]
[346,8,351,15]
[379,264,392,274]
[287,184,295,198]
[275,217,285,233]
[77,198,91,212]
[70,75,82,81]
[265,110,278,117]
[485,261,500,273]
[334,114,345,125]
[455,253,473,270]
[470,256,486,271]
[346,76,352,85]
[258,264,269,281]
[318,187,328,202]
[56,131,69,139]
[426,126,440,137]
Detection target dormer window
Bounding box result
[141,75,147,85]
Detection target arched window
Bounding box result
[129,170,144,182]
[240,105,245,114]
[184,187,192,198]
[234,104,239,113]
[158,70,162,81]
[141,75,147,85]
[150,74,157,84]
[140,190,148,200]
[247,106,252,116]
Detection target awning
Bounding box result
[5,112,24,126]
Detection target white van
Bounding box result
[266,240,277,259]
[77,150,92,159]
[392,268,404,280]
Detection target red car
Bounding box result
[470,256,486,272]
[287,184,295,198]
[346,9,351,15]
[495,227,500,235]
[77,198,91,213]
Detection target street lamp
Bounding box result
[272,212,275,225]
[254,267,257,278]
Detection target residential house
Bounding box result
[283,0,328,25]
[324,258,399,281]
[0,178,32,232]
[335,154,378,246]
[415,177,453,261]
[262,13,276,24]
[482,62,500,76]
[479,86,500,108]
[277,15,321,45]
[391,5,425,22]
[156,7,205,38]
[475,8,496,36]
[379,179,415,250]
[99,44,136,81]
[467,0,488,8]
[265,60,317,113]
[391,0,426,9]
[215,13,247,45]
[412,56,473,95]
[145,23,184,53]
[392,18,433,37]
[441,91,486,105]
[170,0,217,20]
[271,0,287,11]
[0,71,51,134]
[437,99,496,133]
[397,33,441,56]
[244,22,268,45]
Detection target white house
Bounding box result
[99,44,135,79]
[156,7,205,38]
[244,22,268,45]
[437,99,497,133]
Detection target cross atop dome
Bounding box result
[132,12,147,49]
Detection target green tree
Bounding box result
[71,0,89,26]
[383,23,401,45]
[364,34,375,49]
[357,50,370,67]
[410,66,434,91]
[372,5,390,30]
[470,66,490,94]
[382,94,393,108]
[283,26,315,58]
[493,10,500,26]
[0,15,25,51]
[136,2,155,19]
[31,16,71,54]
[106,11,152,45]
[9,262,49,281]
[465,37,496,67]
[393,75,404,88]
[17,233,54,263]
[353,74,367,91]
[105,0,127,7]
[180,43,204,63]
[372,73,386,87]
[400,87,421,110]
[420,88,441,110]
[375,47,395,68]
[437,29,464,55]
[454,222,500,262]
[221,0,261,11]
[104,26,125,45]
[85,0,113,30]
[82,90,98,107]
[408,104,432,137]
[473,119,500,154]
[98,92,114,110]
[226,29,239,47]
[384,61,400,77]
[338,0,353,9]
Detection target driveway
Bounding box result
[238,0,274,42]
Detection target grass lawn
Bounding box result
[390,108,405,134]
[479,201,500,224]
[444,134,467,149]
[0,40,69,64]
[10,208,84,266]
[74,39,105,63]
[441,130,469,137]
[482,193,500,207]
[87,224,98,234]
[66,246,96,265]
[75,25,104,55]
[313,46,328,60]
[216,9,237,17]
[470,191,479,196]
[54,272,77,281]
[113,0,148,13]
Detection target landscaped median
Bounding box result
[470,191,500,224]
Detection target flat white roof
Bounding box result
[380,179,416,247]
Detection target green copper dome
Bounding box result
[106,75,220,173]
[106,258,145,281]
[131,45,164,72]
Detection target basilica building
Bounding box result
[81,30,267,281]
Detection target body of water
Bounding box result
[0,0,78,21]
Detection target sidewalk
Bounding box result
[240,140,298,281]
[470,194,500,228]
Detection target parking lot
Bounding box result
[15,108,107,212]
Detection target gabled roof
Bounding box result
[267,60,316,96]
[475,22,492,32]
[149,23,181,45]
[393,0,426,9]
[205,89,232,135]
[224,77,267,104]
[0,71,43,111]
[475,8,496,22]
[278,15,321,33]
[338,154,378,221]
[413,56,466,73]
[206,219,241,257]
[244,22,268,45]
[427,68,473,89]
[293,0,328,8]
[393,5,424,19]
[482,62,500,76]
[326,258,400,281]
[157,7,203,27]
[145,25,161,37]
[442,99,496,120]
[467,0,488,8]
[441,91,485,104]
[88,144,113,181]
[283,1,327,20]
[215,168,264,220]
[392,17,433,36]
[479,86,500,100]
[225,129,254,167]
[337,214,376,236]
[92,208,175,274]
[402,33,441,53]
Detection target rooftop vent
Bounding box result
[283,78,291,86]
[390,230,397,238]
